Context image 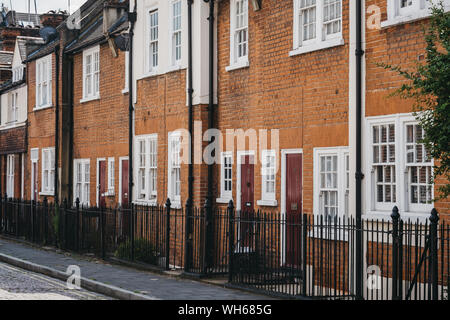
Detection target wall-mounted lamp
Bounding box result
[251,0,261,11]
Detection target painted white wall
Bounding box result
[348,0,366,219]
[0,85,27,129]
[131,0,217,106]
[0,38,28,129]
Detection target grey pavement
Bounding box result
[0,262,109,300]
[0,238,271,300]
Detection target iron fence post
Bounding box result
[31,199,35,242]
[184,198,192,272]
[302,214,308,296]
[0,194,3,234]
[63,198,68,250]
[429,208,439,300]
[15,198,19,237]
[228,200,235,283]
[100,205,105,259]
[76,198,80,252]
[398,219,404,299]
[391,206,400,300]
[165,198,171,271]
[130,203,134,261]
[43,197,48,245]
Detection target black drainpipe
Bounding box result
[54,45,60,204]
[128,5,137,260]
[185,0,194,272]
[355,0,364,300]
[68,54,74,204]
[204,0,215,272]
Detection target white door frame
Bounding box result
[118,156,129,206]
[96,158,106,207]
[280,148,303,265]
[30,149,39,201]
[236,150,255,212]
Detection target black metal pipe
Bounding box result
[355,0,364,300]
[128,4,137,260]
[204,0,215,271]
[54,45,60,204]
[68,55,74,204]
[185,0,194,272]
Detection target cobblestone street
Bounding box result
[0,262,109,300]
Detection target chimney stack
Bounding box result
[40,11,68,29]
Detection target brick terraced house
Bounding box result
[0,0,449,300]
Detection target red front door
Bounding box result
[286,153,303,267]
[240,155,254,247]
[98,160,106,208]
[121,160,129,208]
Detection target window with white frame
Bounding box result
[261,150,276,202]
[406,124,433,206]
[41,148,55,194]
[148,9,159,72]
[12,66,24,83]
[383,0,450,28]
[35,55,52,108]
[219,152,233,201]
[83,46,100,100]
[74,159,90,205]
[292,0,343,55]
[367,115,434,215]
[6,154,14,198]
[135,135,158,202]
[372,124,397,209]
[314,147,348,222]
[228,0,248,68]
[345,153,350,216]
[9,92,18,123]
[168,132,181,205]
[108,158,115,194]
[171,1,182,65]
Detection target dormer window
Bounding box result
[12,66,24,83]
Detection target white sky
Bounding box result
[6,0,87,15]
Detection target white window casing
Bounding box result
[257,149,278,206]
[108,157,115,195]
[134,134,158,204]
[81,45,100,102]
[41,148,55,195]
[313,147,349,221]
[168,131,181,207]
[217,152,233,203]
[148,8,159,74]
[171,0,182,66]
[227,0,249,71]
[291,0,344,57]
[35,55,52,109]
[8,92,18,123]
[74,159,90,205]
[6,154,15,198]
[365,114,434,219]
[382,0,450,28]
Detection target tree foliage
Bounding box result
[380,2,450,200]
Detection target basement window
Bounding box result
[217,152,233,203]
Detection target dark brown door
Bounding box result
[98,160,106,208]
[121,160,129,207]
[240,155,254,247]
[33,162,38,201]
[286,153,303,267]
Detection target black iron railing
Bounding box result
[0,195,448,300]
